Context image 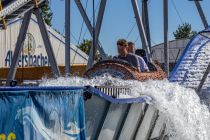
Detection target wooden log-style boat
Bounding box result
[85,59,167,81]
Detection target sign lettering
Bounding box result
[5,50,49,67]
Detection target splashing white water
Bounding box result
[40,76,210,140]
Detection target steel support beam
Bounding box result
[131,0,152,62]
[95,0,107,41]
[35,9,60,77]
[196,63,210,94]
[164,0,169,75]
[75,0,92,36]
[6,10,32,86]
[194,1,208,29]
[88,0,107,68]
[74,0,107,61]
[142,0,151,51]
[65,0,70,76]
[87,41,95,69]
[88,0,96,68]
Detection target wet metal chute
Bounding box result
[169,28,210,94]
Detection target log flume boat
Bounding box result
[83,59,168,140]
[85,59,167,81]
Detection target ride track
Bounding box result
[169,28,210,93]
[0,0,46,28]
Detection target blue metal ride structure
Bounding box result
[2,0,14,6]
[0,0,45,28]
[169,27,210,93]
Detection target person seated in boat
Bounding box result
[135,49,158,71]
[135,49,148,64]
[127,41,149,72]
[113,39,141,71]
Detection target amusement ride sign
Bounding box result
[4,33,49,67]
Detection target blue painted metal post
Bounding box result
[65,0,71,76]
[131,0,152,63]
[6,10,32,86]
[164,0,169,76]
[194,1,208,29]
[142,0,151,51]
[74,0,107,61]
[35,9,60,77]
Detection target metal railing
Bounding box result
[95,86,131,98]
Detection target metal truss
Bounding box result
[0,0,45,28]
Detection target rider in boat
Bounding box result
[127,41,149,72]
[135,49,148,64]
[85,39,166,80]
[113,39,148,72]
[113,39,140,71]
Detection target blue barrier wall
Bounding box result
[0,86,154,140]
[0,87,86,140]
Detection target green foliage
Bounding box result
[77,39,92,54]
[173,23,197,39]
[77,39,101,61]
[40,1,53,26]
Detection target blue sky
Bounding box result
[51,0,210,56]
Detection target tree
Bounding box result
[173,23,197,39]
[77,39,101,61]
[77,39,92,54]
[40,1,53,26]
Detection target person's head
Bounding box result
[117,39,128,56]
[135,49,146,58]
[127,41,136,53]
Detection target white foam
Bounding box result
[40,76,210,140]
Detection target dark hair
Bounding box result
[128,41,135,46]
[117,39,128,47]
[135,49,146,57]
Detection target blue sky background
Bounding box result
[50,0,210,56]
